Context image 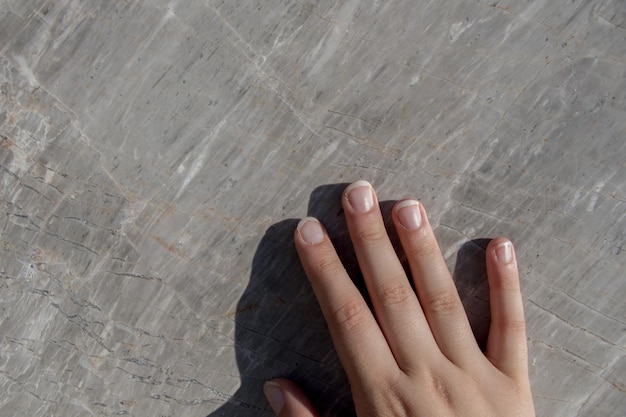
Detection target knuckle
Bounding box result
[356,225,387,242]
[313,255,343,280]
[377,385,415,417]
[504,319,527,333]
[356,371,417,417]
[423,290,460,316]
[429,373,454,407]
[331,298,370,331]
[497,273,521,292]
[406,235,440,259]
[378,280,414,306]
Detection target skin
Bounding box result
[263,181,535,417]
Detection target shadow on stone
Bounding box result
[207,185,492,416]
[452,238,492,351]
[207,184,356,417]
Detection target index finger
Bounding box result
[294,217,398,385]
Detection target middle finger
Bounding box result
[342,181,438,371]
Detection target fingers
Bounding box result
[264,379,319,417]
[485,238,529,379]
[295,180,528,390]
[294,217,397,382]
[392,199,482,367]
[341,181,437,371]
[291,182,532,415]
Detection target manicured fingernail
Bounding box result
[264,381,285,414]
[395,200,422,230]
[297,217,324,244]
[495,241,513,264]
[346,180,375,213]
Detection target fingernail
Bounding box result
[495,241,513,264]
[264,381,285,414]
[297,217,324,244]
[395,200,422,230]
[346,180,375,213]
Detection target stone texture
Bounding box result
[0,0,624,416]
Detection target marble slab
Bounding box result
[1,0,625,416]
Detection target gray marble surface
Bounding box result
[1,0,625,416]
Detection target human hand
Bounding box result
[263,181,535,417]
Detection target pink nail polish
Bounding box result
[395,200,422,230]
[297,217,324,244]
[495,241,513,264]
[346,180,374,213]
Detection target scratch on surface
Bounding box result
[327,109,380,127]
[58,215,118,234]
[358,165,400,174]
[105,271,163,283]
[532,394,579,404]
[596,14,625,31]
[51,302,112,353]
[420,69,474,93]
[9,51,136,215]
[473,0,563,31]
[490,56,552,138]
[460,202,509,221]
[529,300,625,350]
[234,320,344,373]
[439,223,475,241]
[202,2,352,163]
[42,231,100,255]
[553,286,626,326]
[324,125,402,157]
[529,339,604,373]
[293,0,340,25]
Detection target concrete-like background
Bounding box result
[1,0,625,416]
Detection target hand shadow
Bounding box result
[207,184,492,417]
[452,238,492,352]
[207,184,356,417]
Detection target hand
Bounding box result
[264,181,535,416]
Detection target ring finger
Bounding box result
[392,199,482,367]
